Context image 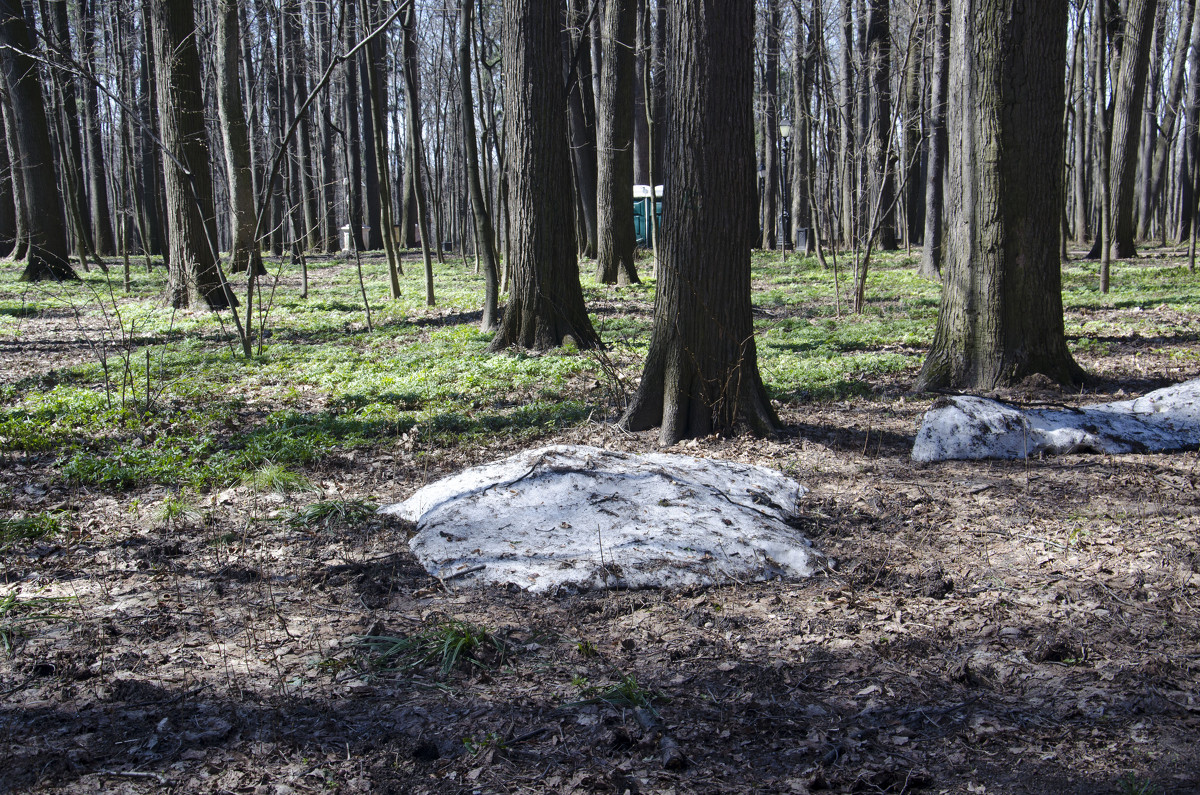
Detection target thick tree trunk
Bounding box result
[460,0,499,331]
[632,0,649,185]
[0,97,15,258]
[916,0,1083,392]
[866,0,897,249]
[1102,0,1158,259]
[1135,1,1168,240]
[359,37,383,251]
[344,1,365,251]
[216,0,262,275]
[150,0,231,307]
[491,0,598,352]
[595,0,639,284]
[138,14,164,257]
[621,0,779,445]
[0,0,76,281]
[918,0,948,279]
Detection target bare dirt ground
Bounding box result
[2,266,1199,794]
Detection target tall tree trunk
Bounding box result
[0,0,76,281]
[150,0,232,307]
[761,0,780,250]
[1091,0,1158,259]
[460,0,499,331]
[359,26,383,251]
[39,0,94,264]
[632,0,649,185]
[1142,0,1198,239]
[491,0,599,352]
[621,0,779,445]
[401,4,436,304]
[1181,1,1200,241]
[216,0,262,275]
[1135,0,1168,239]
[595,0,639,284]
[916,0,1082,392]
[78,0,116,256]
[360,0,402,293]
[564,0,598,259]
[866,0,897,249]
[345,1,366,251]
[918,0,948,279]
[0,99,14,257]
[839,4,856,247]
[902,0,927,247]
[1072,6,1090,246]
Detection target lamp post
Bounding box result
[778,120,792,251]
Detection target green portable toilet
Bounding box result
[633,184,663,248]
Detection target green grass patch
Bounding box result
[0,513,63,551]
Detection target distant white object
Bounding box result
[912,379,1200,462]
[632,184,664,199]
[380,445,820,593]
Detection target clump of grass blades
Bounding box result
[242,464,314,494]
[569,673,663,712]
[0,513,62,551]
[0,591,73,655]
[287,499,378,531]
[361,618,509,676]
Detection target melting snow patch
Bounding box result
[912,378,1200,462]
[380,445,820,593]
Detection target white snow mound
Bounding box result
[380,445,820,592]
[913,378,1200,462]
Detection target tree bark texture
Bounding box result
[761,0,780,250]
[0,0,76,281]
[150,0,231,307]
[916,0,1083,392]
[866,0,897,249]
[565,0,599,259]
[460,0,500,331]
[0,97,15,257]
[919,0,948,278]
[1102,0,1158,258]
[595,0,640,284]
[78,0,116,256]
[215,0,262,275]
[492,0,599,352]
[621,0,779,445]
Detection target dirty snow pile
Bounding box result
[380,445,820,593]
[913,378,1200,462]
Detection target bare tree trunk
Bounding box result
[78,0,116,256]
[0,0,76,281]
[491,0,599,352]
[564,0,599,259]
[1072,6,1089,246]
[621,0,778,445]
[401,4,436,304]
[917,0,1082,391]
[0,99,14,257]
[918,0,948,279]
[216,0,262,275]
[901,0,927,248]
[151,0,232,307]
[595,0,639,284]
[761,0,780,250]
[460,0,499,331]
[360,0,402,294]
[866,0,896,250]
[1142,0,1198,239]
[839,4,856,247]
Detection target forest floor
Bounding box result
[1,248,1199,794]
